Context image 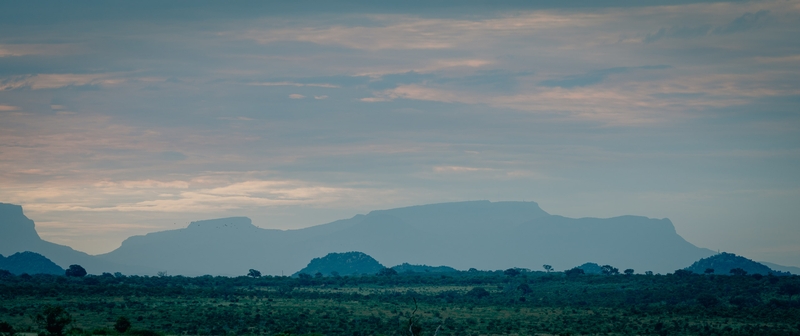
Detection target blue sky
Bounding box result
[1,0,798,266]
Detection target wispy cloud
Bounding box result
[359,67,800,125]
[239,12,601,51]
[644,10,772,43]
[0,44,76,57]
[5,176,395,214]
[0,73,123,90]
[433,166,492,173]
[248,81,340,88]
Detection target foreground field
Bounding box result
[1,270,799,335]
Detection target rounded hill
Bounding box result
[294,251,384,277]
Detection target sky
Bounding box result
[0,0,798,266]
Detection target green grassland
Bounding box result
[1,270,799,335]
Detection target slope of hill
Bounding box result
[0,203,151,275]
[759,261,799,275]
[577,262,604,274]
[0,251,64,275]
[293,251,384,277]
[391,263,458,274]
[96,200,718,275]
[685,252,783,275]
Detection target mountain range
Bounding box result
[2,200,797,276]
[0,203,152,274]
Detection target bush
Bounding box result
[0,321,15,336]
[35,305,72,336]
[65,265,87,278]
[697,294,719,308]
[128,330,159,336]
[466,287,490,298]
[114,317,131,333]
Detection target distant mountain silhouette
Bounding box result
[759,262,800,275]
[294,251,384,277]
[685,252,787,275]
[96,201,719,275]
[6,200,797,276]
[0,251,64,275]
[392,263,458,274]
[0,203,151,275]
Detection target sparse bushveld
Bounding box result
[0,269,798,335]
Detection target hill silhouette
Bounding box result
[0,251,64,275]
[96,201,718,275]
[391,263,458,274]
[685,252,787,275]
[759,261,800,275]
[577,262,604,274]
[0,203,153,275]
[9,200,797,276]
[293,251,384,277]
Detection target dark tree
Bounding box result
[503,268,521,277]
[65,265,87,277]
[729,268,747,276]
[114,317,132,333]
[466,287,490,298]
[601,265,619,275]
[779,283,800,299]
[35,305,72,336]
[645,271,654,276]
[0,321,15,336]
[697,294,720,308]
[297,273,312,279]
[517,283,532,295]
[247,269,261,278]
[543,264,553,273]
[314,272,323,278]
[564,268,585,277]
[704,268,715,274]
[624,269,634,275]
[377,267,398,277]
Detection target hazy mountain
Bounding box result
[759,262,799,275]
[0,251,64,275]
[685,252,786,275]
[391,263,458,274]
[0,203,151,275]
[96,200,720,275]
[294,251,384,277]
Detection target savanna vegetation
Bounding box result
[0,268,799,335]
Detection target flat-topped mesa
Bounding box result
[0,202,41,243]
[186,217,257,230]
[5,200,741,276]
